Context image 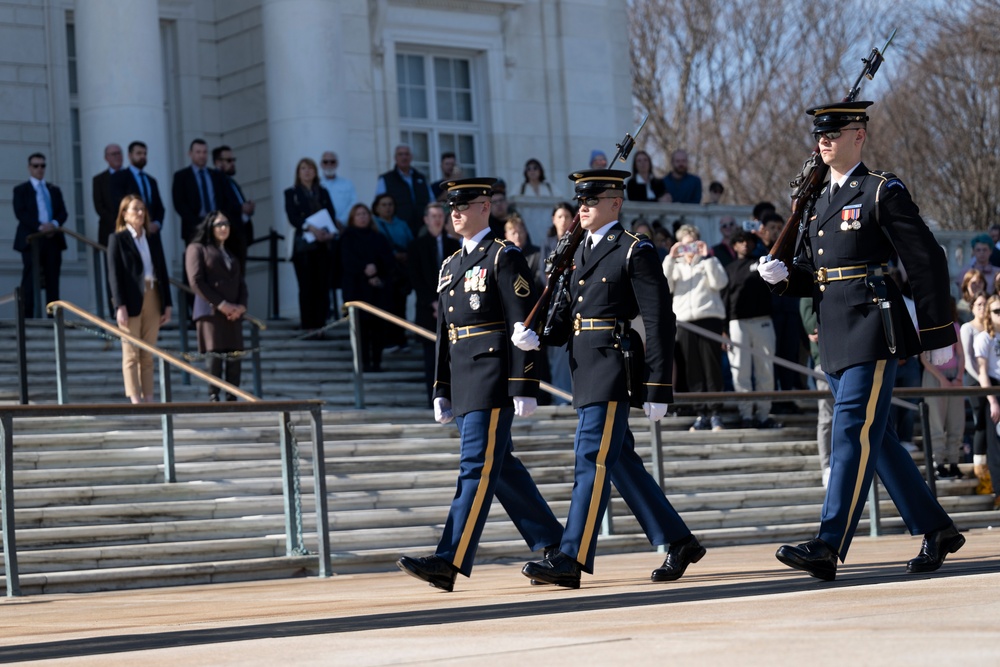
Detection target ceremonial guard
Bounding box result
[512,169,704,588]
[757,101,965,580]
[396,178,563,592]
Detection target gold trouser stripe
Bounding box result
[838,360,885,555]
[453,408,500,568]
[578,401,617,566]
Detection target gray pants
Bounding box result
[816,365,834,471]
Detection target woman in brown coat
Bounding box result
[184,211,248,401]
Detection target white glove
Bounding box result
[757,258,789,284]
[433,397,454,424]
[928,346,954,366]
[511,322,541,351]
[643,402,669,422]
[513,396,537,417]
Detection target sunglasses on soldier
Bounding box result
[812,126,864,142]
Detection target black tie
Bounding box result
[582,237,594,264]
[197,168,211,214]
[831,182,840,200]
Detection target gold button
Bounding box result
[449,289,455,296]
[448,306,454,312]
[601,277,607,283]
[578,296,583,302]
[578,279,585,285]
[575,331,580,336]
[488,347,494,352]
[817,248,824,255]
[613,343,620,349]
[873,298,878,303]
[818,230,825,237]
[819,285,826,292]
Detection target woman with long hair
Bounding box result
[625,150,668,202]
[372,193,413,351]
[973,293,1000,509]
[285,157,337,337]
[519,158,553,197]
[341,203,395,372]
[185,211,248,401]
[106,194,172,403]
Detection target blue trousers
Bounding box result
[436,407,563,576]
[560,401,691,573]
[819,360,952,559]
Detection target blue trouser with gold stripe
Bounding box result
[819,360,953,559]
[436,407,564,576]
[560,401,692,574]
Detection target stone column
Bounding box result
[261,0,349,323]
[75,0,172,259]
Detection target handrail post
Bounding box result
[1,413,21,597]
[268,229,280,320]
[920,401,938,497]
[159,357,176,483]
[92,246,106,320]
[31,240,42,319]
[347,305,365,409]
[278,411,299,554]
[15,287,28,405]
[176,288,190,385]
[868,475,881,537]
[251,324,262,398]
[53,306,69,404]
[310,406,331,577]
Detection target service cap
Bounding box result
[444,177,497,205]
[568,168,631,197]
[806,100,873,132]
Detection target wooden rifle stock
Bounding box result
[523,213,584,332]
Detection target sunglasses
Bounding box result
[576,196,617,207]
[812,126,864,142]
[321,159,338,165]
[30,162,46,169]
[452,201,483,212]
[212,221,231,228]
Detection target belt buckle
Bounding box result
[816,267,828,284]
[448,324,458,343]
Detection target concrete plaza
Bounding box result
[2,529,999,666]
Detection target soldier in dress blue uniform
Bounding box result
[396,178,563,592]
[512,169,705,588]
[757,100,965,581]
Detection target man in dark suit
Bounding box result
[113,141,165,234]
[407,202,460,405]
[515,168,705,589]
[396,178,563,593]
[93,143,123,247]
[375,144,433,237]
[173,139,231,245]
[213,145,255,256]
[757,100,964,581]
[13,153,68,317]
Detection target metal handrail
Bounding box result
[342,300,573,407]
[46,299,257,403]
[0,399,329,598]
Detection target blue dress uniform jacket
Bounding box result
[778,163,956,372]
[546,224,675,407]
[540,224,691,574]
[433,238,539,415]
[774,163,955,559]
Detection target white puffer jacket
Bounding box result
[662,253,728,322]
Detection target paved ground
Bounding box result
[2,529,999,666]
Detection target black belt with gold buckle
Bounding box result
[448,321,504,343]
[815,263,888,285]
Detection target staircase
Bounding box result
[0,316,995,595]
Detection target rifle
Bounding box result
[766,29,896,264]
[524,115,648,334]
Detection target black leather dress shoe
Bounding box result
[521,552,581,589]
[775,538,838,581]
[651,536,706,582]
[529,546,560,586]
[396,555,458,592]
[907,524,965,573]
